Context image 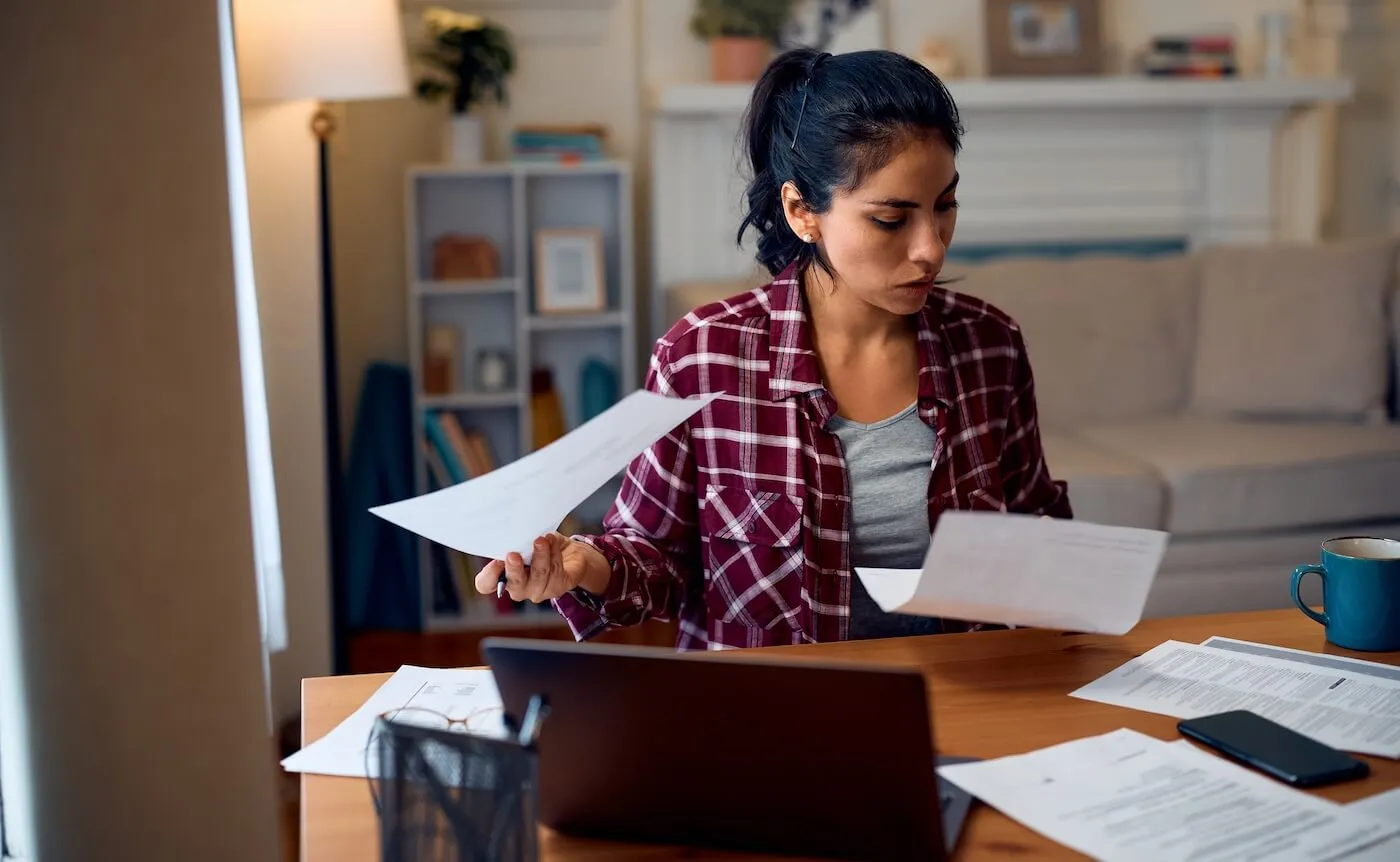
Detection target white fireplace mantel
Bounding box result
[649,75,1354,338]
[656,76,1353,115]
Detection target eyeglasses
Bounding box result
[377,705,505,734]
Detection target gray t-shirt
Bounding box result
[828,402,946,640]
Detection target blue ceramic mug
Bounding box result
[1291,537,1400,652]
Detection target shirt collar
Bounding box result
[765,261,957,409]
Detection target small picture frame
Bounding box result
[534,228,606,315]
[985,0,1103,77]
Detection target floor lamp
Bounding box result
[235,0,409,674]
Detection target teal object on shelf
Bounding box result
[580,358,618,423]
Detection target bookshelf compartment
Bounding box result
[420,291,519,399]
[413,172,516,281]
[423,406,520,482]
[529,327,623,434]
[524,172,625,315]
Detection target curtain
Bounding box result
[218,0,287,656]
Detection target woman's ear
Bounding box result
[780,181,819,244]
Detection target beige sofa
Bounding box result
[662,237,1400,619]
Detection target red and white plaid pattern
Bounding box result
[554,262,1072,649]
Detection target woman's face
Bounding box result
[785,132,960,317]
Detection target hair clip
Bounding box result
[791,52,832,150]
[791,88,810,150]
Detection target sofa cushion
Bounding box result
[1188,238,1398,422]
[947,254,1198,430]
[1075,418,1400,536]
[1041,432,1164,529]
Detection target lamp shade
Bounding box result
[235,0,409,102]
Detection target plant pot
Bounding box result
[709,36,770,82]
[445,113,484,165]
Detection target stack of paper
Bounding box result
[938,728,1400,861]
[1070,638,1400,758]
[282,666,507,779]
[855,512,1169,635]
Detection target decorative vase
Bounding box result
[530,367,566,450]
[709,36,770,82]
[579,358,618,423]
[445,112,484,165]
[1259,12,1294,78]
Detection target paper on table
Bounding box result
[281,665,506,779]
[854,512,1168,635]
[1071,640,1400,757]
[937,728,1400,862]
[1202,636,1400,684]
[1350,787,1400,824]
[371,390,719,563]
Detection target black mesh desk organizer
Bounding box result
[371,695,549,862]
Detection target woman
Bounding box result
[474,48,1072,649]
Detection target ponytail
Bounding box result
[737,48,828,277]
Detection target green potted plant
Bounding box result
[690,0,796,82]
[413,6,515,164]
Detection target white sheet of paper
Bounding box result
[370,390,719,563]
[280,665,506,779]
[1350,787,1400,824]
[854,512,1168,635]
[1202,636,1400,685]
[1071,640,1400,757]
[937,728,1400,862]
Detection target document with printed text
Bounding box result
[937,728,1400,861]
[854,512,1168,634]
[1071,640,1400,757]
[281,665,506,779]
[370,390,719,563]
[1202,636,1400,684]
[1351,787,1400,824]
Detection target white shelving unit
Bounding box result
[404,160,636,631]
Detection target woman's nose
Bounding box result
[908,219,947,269]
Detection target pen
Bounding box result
[496,572,506,599]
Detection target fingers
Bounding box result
[474,559,504,595]
[527,535,564,603]
[503,552,529,601]
[475,535,574,603]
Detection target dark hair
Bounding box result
[737,48,964,277]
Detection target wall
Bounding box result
[0,0,281,859]
[241,99,334,725]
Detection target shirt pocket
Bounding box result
[699,485,806,632]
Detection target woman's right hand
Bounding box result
[473,532,611,603]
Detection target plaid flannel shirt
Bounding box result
[554,262,1072,650]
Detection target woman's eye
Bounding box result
[935,199,960,212]
[871,217,904,231]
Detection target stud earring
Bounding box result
[802,233,814,243]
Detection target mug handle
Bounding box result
[1291,564,1329,627]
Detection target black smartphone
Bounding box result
[1177,710,1370,788]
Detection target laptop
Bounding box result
[482,637,977,861]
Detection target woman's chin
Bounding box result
[886,284,933,314]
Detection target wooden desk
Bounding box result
[301,610,1400,860]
